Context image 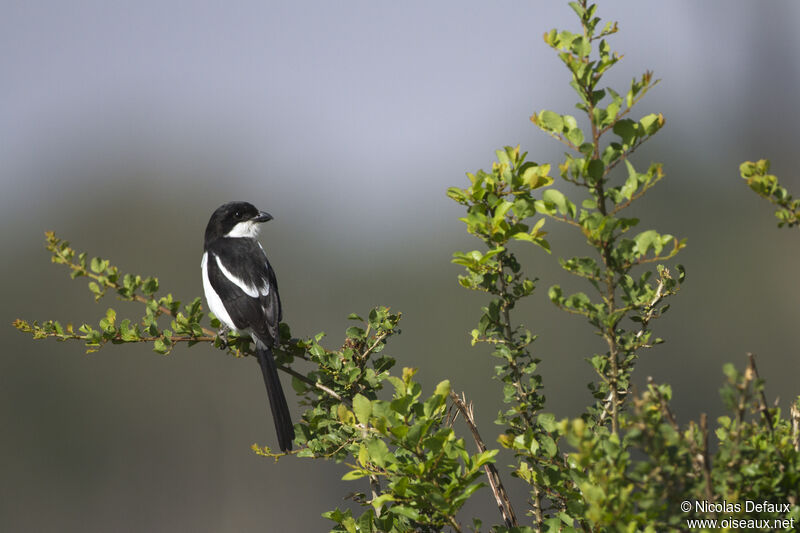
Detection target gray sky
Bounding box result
[5,1,798,227]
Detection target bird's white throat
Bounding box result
[226,220,261,238]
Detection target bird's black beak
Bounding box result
[253,211,273,223]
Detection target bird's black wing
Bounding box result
[205,238,281,346]
[205,238,292,451]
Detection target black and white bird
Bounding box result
[201,201,294,452]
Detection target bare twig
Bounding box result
[746,353,774,433]
[634,272,668,340]
[447,515,464,533]
[698,413,714,504]
[544,212,582,228]
[449,390,518,530]
[360,330,391,361]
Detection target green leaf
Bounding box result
[366,438,391,468]
[512,197,537,219]
[566,122,584,146]
[142,277,159,296]
[353,394,372,425]
[586,159,604,183]
[153,337,169,354]
[89,257,108,274]
[391,505,421,521]
[446,187,469,205]
[520,163,553,190]
[538,413,557,432]
[119,318,139,342]
[571,35,590,57]
[495,147,511,166]
[541,435,558,457]
[633,229,670,257]
[739,159,769,178]
[605,101,620,124]
[639,113,664,135]
[620,161,640,200]
[99,308,116,331]
[433,379,451,397]
[337,404,356,425]
[370,493,396,513]
[538,110,564,132]
[541,189,576,218]
[345,326,366,340]
[491,200,513,227]
[341,469,371,481]
[613,119,636,146]
[473,448,498,468]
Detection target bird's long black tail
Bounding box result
[255,341,295,452]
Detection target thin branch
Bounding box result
[609,175,663,216]
[533,128,581,153]
[360,330,390,361]
[605,333,620,435]
[648,376,678,430]
[447,515,464,533]
[543,212,583,228]
[449,390,519,530]
[22,317,347,405]
[635,274,667,339]
[495,254,538,431]
[49,240,186,323]
[13,325,216,345]
[553,304,592,318]
[698,413,714,505]
[746,353,774,433]
[597,78,661,137]
[278,364,344,403]
[598,275,668,424]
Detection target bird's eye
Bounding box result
[234,211,242,219]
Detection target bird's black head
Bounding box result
[204,201,273,244]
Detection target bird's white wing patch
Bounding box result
[256,242,270,296]
[226,220,261,238]
[201,252,236,330]
[214,254,260,298]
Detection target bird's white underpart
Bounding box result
[201,252,236,330]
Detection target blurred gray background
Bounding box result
[3,1,799,531]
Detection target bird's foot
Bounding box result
[216,325,231,348]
